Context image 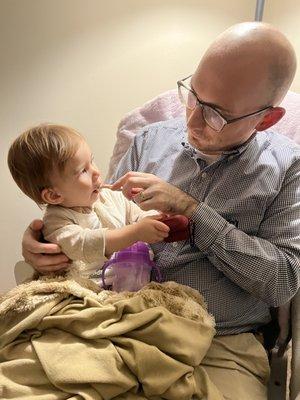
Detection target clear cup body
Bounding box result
[111,262,151,292]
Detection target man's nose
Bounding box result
[187,105,206,128]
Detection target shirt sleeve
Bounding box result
[43,210,108,264]
[190,157,300,307]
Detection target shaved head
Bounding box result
[186,22,297,154]
[194,22,297,107]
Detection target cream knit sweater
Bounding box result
[43,188,153,278]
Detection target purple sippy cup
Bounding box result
[101,241,161,292]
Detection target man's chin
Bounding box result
[188,134,220,155]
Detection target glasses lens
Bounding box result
[178,85,197,110]
[202,105,225,132]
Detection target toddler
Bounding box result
[8,124,169,280]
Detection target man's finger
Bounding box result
[133,189,151,204]
[135,199,156,212]
[25,240,62,255]
[111,172,153,191]
[120,178,156,199]
[100,183,113,189]
[37,253,70,267]
[110,175,130,190]
[29,219,44,231]
[25,253,70,268]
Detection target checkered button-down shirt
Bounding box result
[108,117,300,335]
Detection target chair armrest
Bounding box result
[290,289,300,400]
[14,261,34,285]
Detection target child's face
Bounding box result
[51,141,102,208]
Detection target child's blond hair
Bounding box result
[8,124,84,205]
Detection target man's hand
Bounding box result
[135,216,170,244]
[22,219,71,273]
[109,172,198,217]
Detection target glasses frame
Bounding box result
[177,75,273,132]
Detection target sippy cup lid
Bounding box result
[105,241,153,266]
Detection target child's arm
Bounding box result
[43,207,169,263]
[43,212,106,263]
[123,193,160,223]
[105,216,169,257]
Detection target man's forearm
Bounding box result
[190,202,300,307]
[176,193,198,218]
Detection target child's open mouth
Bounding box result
[92,184,101,194]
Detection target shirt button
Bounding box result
[201,172,207,178]
[172,242,178,247]
[228,155,234,161]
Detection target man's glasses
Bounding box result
[177,75,272,132]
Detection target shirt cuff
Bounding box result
[190,202,233,252]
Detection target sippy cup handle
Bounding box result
[101,262,110,290]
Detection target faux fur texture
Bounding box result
[0,268,215,327]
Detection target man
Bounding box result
[23,22,300,399]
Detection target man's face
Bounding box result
[186,57,269,154]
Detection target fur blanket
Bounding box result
[0,272,217,400]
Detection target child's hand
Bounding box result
[135,216,170,244]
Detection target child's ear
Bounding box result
[41,188,63,205]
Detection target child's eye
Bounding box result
[81,168,87,174]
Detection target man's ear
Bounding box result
[41,188,63,205]
[255,107,286,131]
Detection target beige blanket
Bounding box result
[0,272,216,400]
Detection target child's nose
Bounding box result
[92,167,100,181]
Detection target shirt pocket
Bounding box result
[220,197,267,235]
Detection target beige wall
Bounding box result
[0,0,298,292]
[265,0,300,93]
